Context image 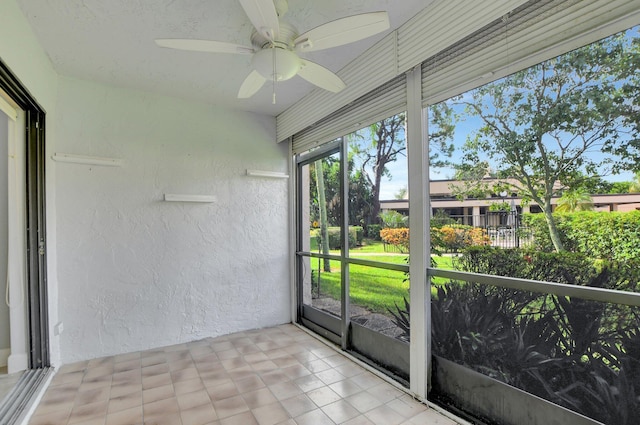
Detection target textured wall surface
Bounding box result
[54,76,289,363]
[0,113,9,351]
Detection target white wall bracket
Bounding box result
[52,153,123,167]
[163,194,216,203]
[246,169,289,179]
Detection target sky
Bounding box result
[372,24,639,200]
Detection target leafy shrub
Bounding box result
[311,226,363,250]
[524,211,640,261]
[432,225,490,253]
[456,246,640,291]
[379,210,408,228]
[431,209,458,228]
[366,224,382,240]
[380,228,409,252]
[431,280,640,424]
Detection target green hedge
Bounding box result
[366,224,382,240]
[456,246,640,291]
[523,211,640,261]
[310,226,363,250]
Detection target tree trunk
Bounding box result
[542,202,565,252]
[315,160,331,272]
[370,169,383,225]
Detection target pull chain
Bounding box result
[272,46,277,104]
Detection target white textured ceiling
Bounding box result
[17,0,428,116]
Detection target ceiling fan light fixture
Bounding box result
[251,48,300,81]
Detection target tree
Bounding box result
[394,185,408,200]
[555,188,595,212]
[629,171,640,193]
[433,28,640,251]
[314,159,331,272]
[350,111,455,227]
[350,113,407,227]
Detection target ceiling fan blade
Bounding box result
[238,70,267,98]
[238,0,280,41]
[294,11,390,52]
[155,39,254,54]
[298,60,346,93]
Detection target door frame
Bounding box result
[0,58,49,369]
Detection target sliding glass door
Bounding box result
[296,112,411,382]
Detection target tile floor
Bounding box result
[28,324,460,425]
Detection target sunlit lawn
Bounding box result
[310,240,455,314]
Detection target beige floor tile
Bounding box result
[110,381,142,399]
[108,391,143,414]
[329,378,363,398]
[387,395,428,419]
[294,408,335,425]
[342,415,375,425]
[219,411,258,425]
[250,402,290,425]
[105,405,143,425]
[322,399,360,423]
[364,404,406,425]
[212,395,249,419]
[142,372,173,390]
[242,388,278,409]
[234,375,265,393]
[306,386,341,407]
[176,389,213,411]
[143,384,175,404]
[346,391,384,413]
[206,380,239,401]
[68,399,109,424]
[174,377,205,395]
[180,402,218,425]
[268,381,302,401]
[280,394,317,417]
[75,386,111,405]
[294,374,325,393]
[28,325,464,425]
[29,407,72,425]
[143,396,180,418]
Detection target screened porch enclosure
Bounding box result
[287,1,640,424]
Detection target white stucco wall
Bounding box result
[54,76,289,363]
[0,113,9,353]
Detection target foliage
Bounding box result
[431,225,490,253]
[380,228,409,252]
[379,210,408,228]
[555,188,594,212]
[488,201,510,212]
[430,209,459,228]
[387,297,410,343]
[610,181,633,193]
[432,28,640,251]
[366,224,382,240]
[523,211,640,261]
[310,226,363,250]
[308,152,375,231]
[394,185,408,200]
[431,276,640,424]
[630,171,640,193]
[349,113,407,227]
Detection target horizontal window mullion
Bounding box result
[429,268,640,307]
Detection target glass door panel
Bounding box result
[298,149,343,339]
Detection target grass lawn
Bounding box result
[309,240,456,315]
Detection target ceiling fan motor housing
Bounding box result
[250,21,300,81]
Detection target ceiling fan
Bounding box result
[155,0,390,103]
